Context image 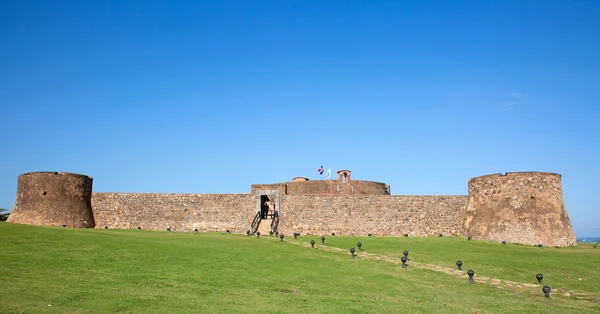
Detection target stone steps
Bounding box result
[258,218,272,235]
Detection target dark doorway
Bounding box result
[260,195,271,219]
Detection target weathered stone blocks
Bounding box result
[462,172,577,247]
[8,172,95,228]
[277,195,467,237]
[8,170,578,247]
[92,193,255,233]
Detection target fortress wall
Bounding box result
[251,180,389,195]
[285,180,389,195]
[8,170,576,246]
[8,172,95,228]
[462,172,577,247]
[277,195,468,237]
[91,193,255,233]
[251,184,287,195]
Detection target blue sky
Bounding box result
[1,1,598,237]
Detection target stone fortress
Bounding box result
[7,169,578,247]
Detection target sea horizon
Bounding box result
[577,237,600,243]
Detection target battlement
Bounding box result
[251,169,389,195]
[468,171,561,182]
[21,171,94,179]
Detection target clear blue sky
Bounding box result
[1,1,598,237]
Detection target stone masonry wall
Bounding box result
[285,180,389,195]
[462,172,577,247]
[89,192,468,238]
[250,184,287,196]
[8,170,578,246]
[276,195,468,237]
[251,180,389,195]
[91,193,255,233]
[9,172,95,228]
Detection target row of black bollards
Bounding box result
[249,230,554,299]
[455,260,552,298]
[349,241,366,259]
[400,250,409,268]
[454,260,475,284]
[535,274,552,298]
[103,226,203,231]
[254,232,284,241]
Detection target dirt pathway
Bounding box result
[272,237,595,302]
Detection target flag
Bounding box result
[318,165,324,175]
[326,167,331,179]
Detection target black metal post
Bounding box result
[467,270,475,284]
[536,273,543,284]
[542,286,551,298]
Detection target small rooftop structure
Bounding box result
[337,170,351,183]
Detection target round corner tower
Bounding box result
[462,172,577,247]
[8,171,96,228]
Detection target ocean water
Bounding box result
[577,237,600,243]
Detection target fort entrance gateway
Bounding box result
[251,190,280,235]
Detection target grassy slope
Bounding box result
[0,223,597,314]
[314,235,600,294]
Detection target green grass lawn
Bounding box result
[0,223,598,313]
[312,234,600,294]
